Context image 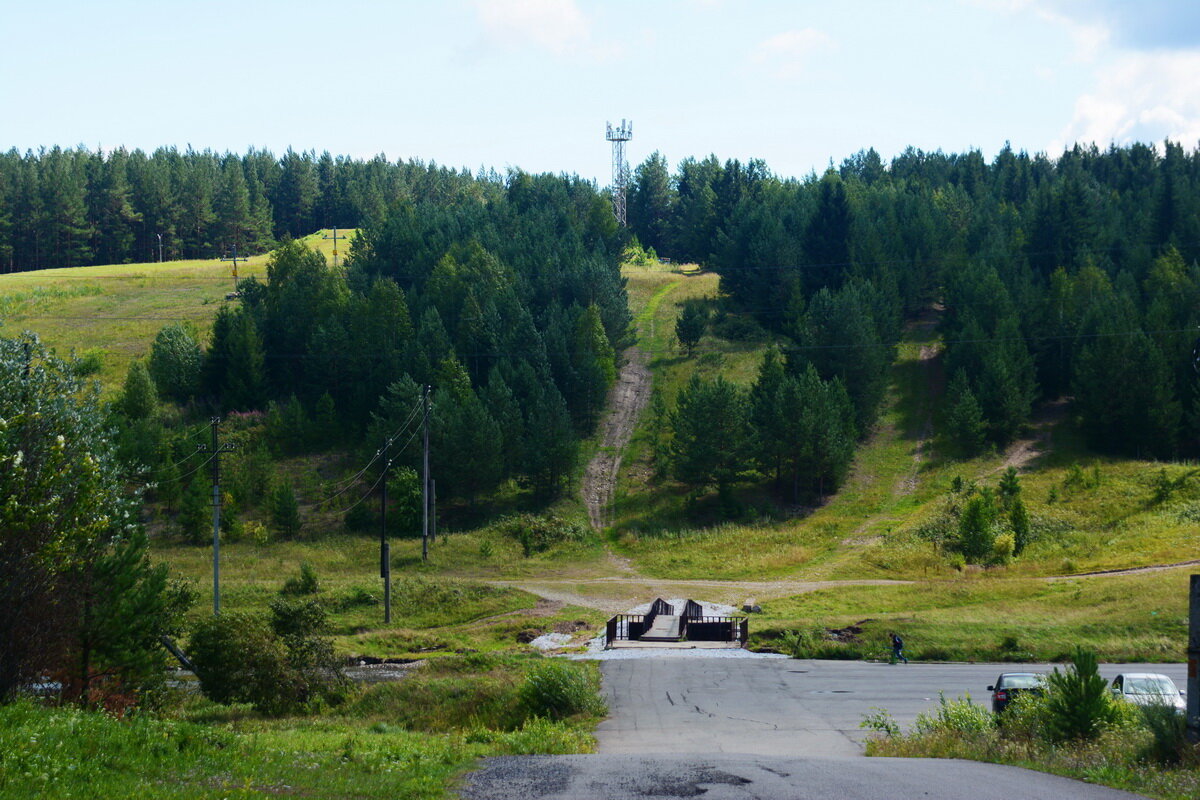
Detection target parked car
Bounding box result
[988,672,1045,714]
[1110,673,1186,714]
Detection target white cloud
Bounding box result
[473,0,591,57]
[751,29,835,79]
[1054,51,1200,151]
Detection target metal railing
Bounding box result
[604,611,750,646]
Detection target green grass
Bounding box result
[750,567,1189,662]
[0,651,599,800]
[0,230,357,392]
[155,530,609,660]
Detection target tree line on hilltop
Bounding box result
[632,142,1200,486]
[0,146,502,271]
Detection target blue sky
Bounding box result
[3,0,1199,183]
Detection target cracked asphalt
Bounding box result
[458,658,1174,799]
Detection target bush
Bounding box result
[188,612,296,714]
[498,514,592,557]
[518,661,606,720]
[991,532,1015,563]
[281,561,320,595]
[1139,704,1193,765]
[913,692,993,737]
[1043,647,1118,741]
[188,605,345,715]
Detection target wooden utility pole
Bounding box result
[220,243,250,297]
[323,228,347,268]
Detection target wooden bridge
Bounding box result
[604,598,748,648]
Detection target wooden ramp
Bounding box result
[639,614,682,642]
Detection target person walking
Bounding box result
[890,632,908,664]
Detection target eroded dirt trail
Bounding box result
[582,347,652,530]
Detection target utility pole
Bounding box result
[422,384,431,562]
[198,417,236,615]
[1188,574,1200,743]
[220,243,250,297]
[323,227,347,268]
[156,232,164,263]
[380,440,392,625]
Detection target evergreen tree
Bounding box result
[675,301,708,356]
[671,374,753,502]
[119,360,158,421]
[944,370,986,457]
[269,482,302,539]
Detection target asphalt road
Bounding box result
[458,657,1182,800]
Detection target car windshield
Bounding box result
[1125,677,1176,695]
[1000,675,1041,689]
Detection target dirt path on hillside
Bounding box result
[582,347,652,530]
[994,398,1070,473]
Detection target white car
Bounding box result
[1110,673,1186,714]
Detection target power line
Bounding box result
[316,400,424,506]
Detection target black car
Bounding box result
[988,672,1044,713]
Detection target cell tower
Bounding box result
[606,119,633,227]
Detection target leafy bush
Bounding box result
[188,606,345,715]
[188,612,296,714]
[148,323,202,402]
[71,348,105,377]
[913,693,993,737]
[518,661,606,720]
[991,532,1015,563]
[281,561,320,595]
[1139,704,1193,765]
[1043,647,1118,741]
[860,707,900,737]
[498,514,593,557]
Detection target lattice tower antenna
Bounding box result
[606,119,633,226]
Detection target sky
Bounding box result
[3,0,1200,184]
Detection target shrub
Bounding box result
[188,605,345,715]
[72,348,105,377]
[781,628,822,659]
[1043,647,1118,741]
[913,693,993,737]
[1139,704,1192,765]
[498,514,592,557]
[281,561,320,595]
[991,532,1015,563]
[518,661,606,720]
[188,612,296,714]
[860,707,900,737]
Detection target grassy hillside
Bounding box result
[0,230,354,390]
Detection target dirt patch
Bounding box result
[582,347,652,530]
[997,398,1069,473]
[1047,558,1200,580]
